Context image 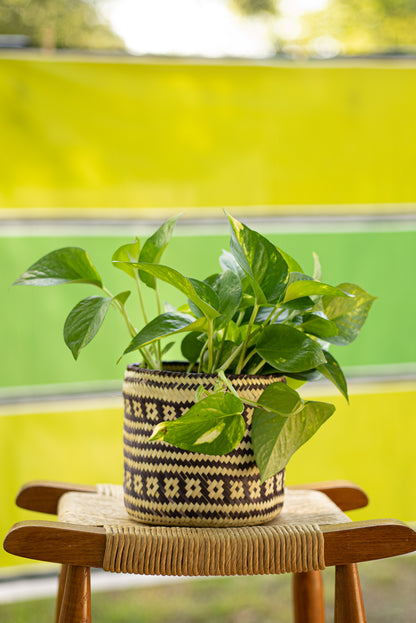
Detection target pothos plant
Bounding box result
[13,213,375,482]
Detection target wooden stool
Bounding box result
[4,480,416,623]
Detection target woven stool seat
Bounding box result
[57,486,349,576]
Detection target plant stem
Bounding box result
[154,285,162,367]
[236,310,245,326]
[133,267,161,368]
[133,270,149,325]
[235,304,259,374]
[217,342,244,373]
[198,340,209,373]
[213,325,228,370]
[241,348,257,370]
[155,285,162,315]
[207,319,214,372]
[239,396,273,412]
[264,304,282,326]
[249,359,267,375]
[102,286,137,338]
[102,286,156,369]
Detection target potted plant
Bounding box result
[13,213,374,527]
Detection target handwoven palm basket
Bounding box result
[123,363,286,527]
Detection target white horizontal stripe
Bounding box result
[1,207,416,237]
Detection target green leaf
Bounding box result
[256,324,327,373]
[161,341,175,356]
[323,283,376,345]
[285,377,306,391]
[63,291,130,360]
[252,400,335,481]
[281,297,314,312]
[208,270,243,327]
[284,280,349,303]
[227,213,288,304]
[276,247,304,274]
[224,320,241,343]
[188,278,220,317]
[313,252,322,281]
[288,272,312,284]
[149,392,245,455]
[111,238,141,279]
[317,350,349,402]
[219,249,246,281]
[256,382,304,416]
[280,274,314,311]
[239,293,257,309]
[124,263,220,320]
[124,312,207,355]
[285,369,322,382]
[139,215,179,289]
[299,314,339,339]
[13,247,102,288]
[181,331,205,362]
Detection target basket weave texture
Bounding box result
[123,364,286,527]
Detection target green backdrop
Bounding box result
[2,223,415,391]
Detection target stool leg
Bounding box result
[293,570,325,623]
[58,565,91,623]
[55,565,68,623]
[334,563,367,623]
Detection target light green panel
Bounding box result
[1,57,416,209]
[2,226,415,391]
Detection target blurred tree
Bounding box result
[231,0,277,15]
[304,0,416,54]
[0,0,124,51]
[232,0,416,54]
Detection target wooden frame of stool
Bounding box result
[4,480,416,623]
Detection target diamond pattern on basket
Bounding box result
[229,480,245,500]
[125,470,132,491]
[249,482,262,500]
[163,405,177,421]
[208,480,224,500]
[164,477,180,500]
[133,401,141,418]
[147,477,159,498]
[146,402,159,421]
[265,478,275,496]
[133,474,143,495]
[185,478,202,498]
[275,471,284,491]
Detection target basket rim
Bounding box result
[126,361,285,382]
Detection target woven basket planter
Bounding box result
[122,363,286,527]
